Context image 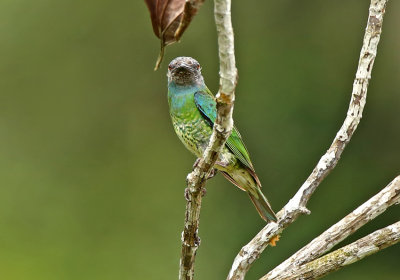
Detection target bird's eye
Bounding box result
[196,64,200,70]
[168,65,173,71]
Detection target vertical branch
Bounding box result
[179,0,237,279]
[227,0,388,279]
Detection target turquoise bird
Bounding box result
[167,57,277,222]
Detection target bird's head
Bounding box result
[167,57,203,86]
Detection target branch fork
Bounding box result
[178,0,394,280]
[227,0,391,279]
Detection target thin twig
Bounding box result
[264,221,400,280]
[227,0,388,279]
[263,176,400,280]
[179,0,237,279]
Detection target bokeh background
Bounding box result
[0,0,399,279]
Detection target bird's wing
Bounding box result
[194,89,255,171]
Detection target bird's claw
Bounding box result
[184,187,191,201]
[192,158,201,169]
[207,168,218,180]
[184,187,207,201]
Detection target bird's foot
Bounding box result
[192,158,201,169]
[215,161,229,168]
[207,168,218,180]
[184,187,191,201]
[184,187,207,201]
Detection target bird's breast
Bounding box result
[171,112,211,157]
[168,85,220,159]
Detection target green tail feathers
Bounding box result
[248,188,277,222]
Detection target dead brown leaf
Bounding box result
[144,0,205,70]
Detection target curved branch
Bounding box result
[227,0,388,279]
[179,0,237,279]
[264,175,400,280]
[264,221,400,280]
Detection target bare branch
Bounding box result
[263,221,400,280]
[179,0,237,279]
[227,0,388,279]
[264,175,400,280]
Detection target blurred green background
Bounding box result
[0,0,399,279]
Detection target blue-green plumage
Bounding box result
[167,57,277,222]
